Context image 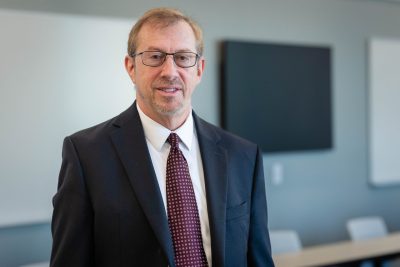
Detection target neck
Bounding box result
[155,112,190,131]
[137,103,191,131]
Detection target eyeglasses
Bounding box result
[132,51,200,68]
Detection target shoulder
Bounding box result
[194,112,260,153]
[67,103,139,146]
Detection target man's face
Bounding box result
[125,21,204,124]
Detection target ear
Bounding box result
[196,57,205,80]
[124,55,136,84]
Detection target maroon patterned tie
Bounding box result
[166,133,208,267]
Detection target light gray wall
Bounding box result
[1,0,400,266]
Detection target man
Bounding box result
[51,7,274,267]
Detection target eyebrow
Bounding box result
[144,46,195,53]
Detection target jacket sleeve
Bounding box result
[247,147,275,267]
[50,136,94,267]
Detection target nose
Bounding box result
[160,55,179,77]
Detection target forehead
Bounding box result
[136,21,197,52]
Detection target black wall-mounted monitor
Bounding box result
[220,40,332,153]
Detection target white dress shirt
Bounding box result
[137,105,212,266]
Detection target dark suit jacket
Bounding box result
[50,103,274,267]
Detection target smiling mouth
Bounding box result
[161,88,178,92]
[157,87,181,93]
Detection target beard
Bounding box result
[135,76,191,119]
[152,77,187,115]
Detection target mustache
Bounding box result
[153,77,184,88]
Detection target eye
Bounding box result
[148,52,163,60]
[175,53,191,62]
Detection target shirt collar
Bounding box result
[137,104,194,151]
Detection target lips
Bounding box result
[155,84,183,95]
[153,78,184,94]
[158,88,180,93]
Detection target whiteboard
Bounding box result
[0,9,135,226]
[369,37,400,186]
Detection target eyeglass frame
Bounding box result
[130,50,201,68]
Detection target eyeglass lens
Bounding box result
[140,51,198,68]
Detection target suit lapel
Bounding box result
[194,114,228,267]
[109,104,175,267]
[108,105,228,266]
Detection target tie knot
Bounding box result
[167,133,180,149]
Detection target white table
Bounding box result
[273,232,400,267]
